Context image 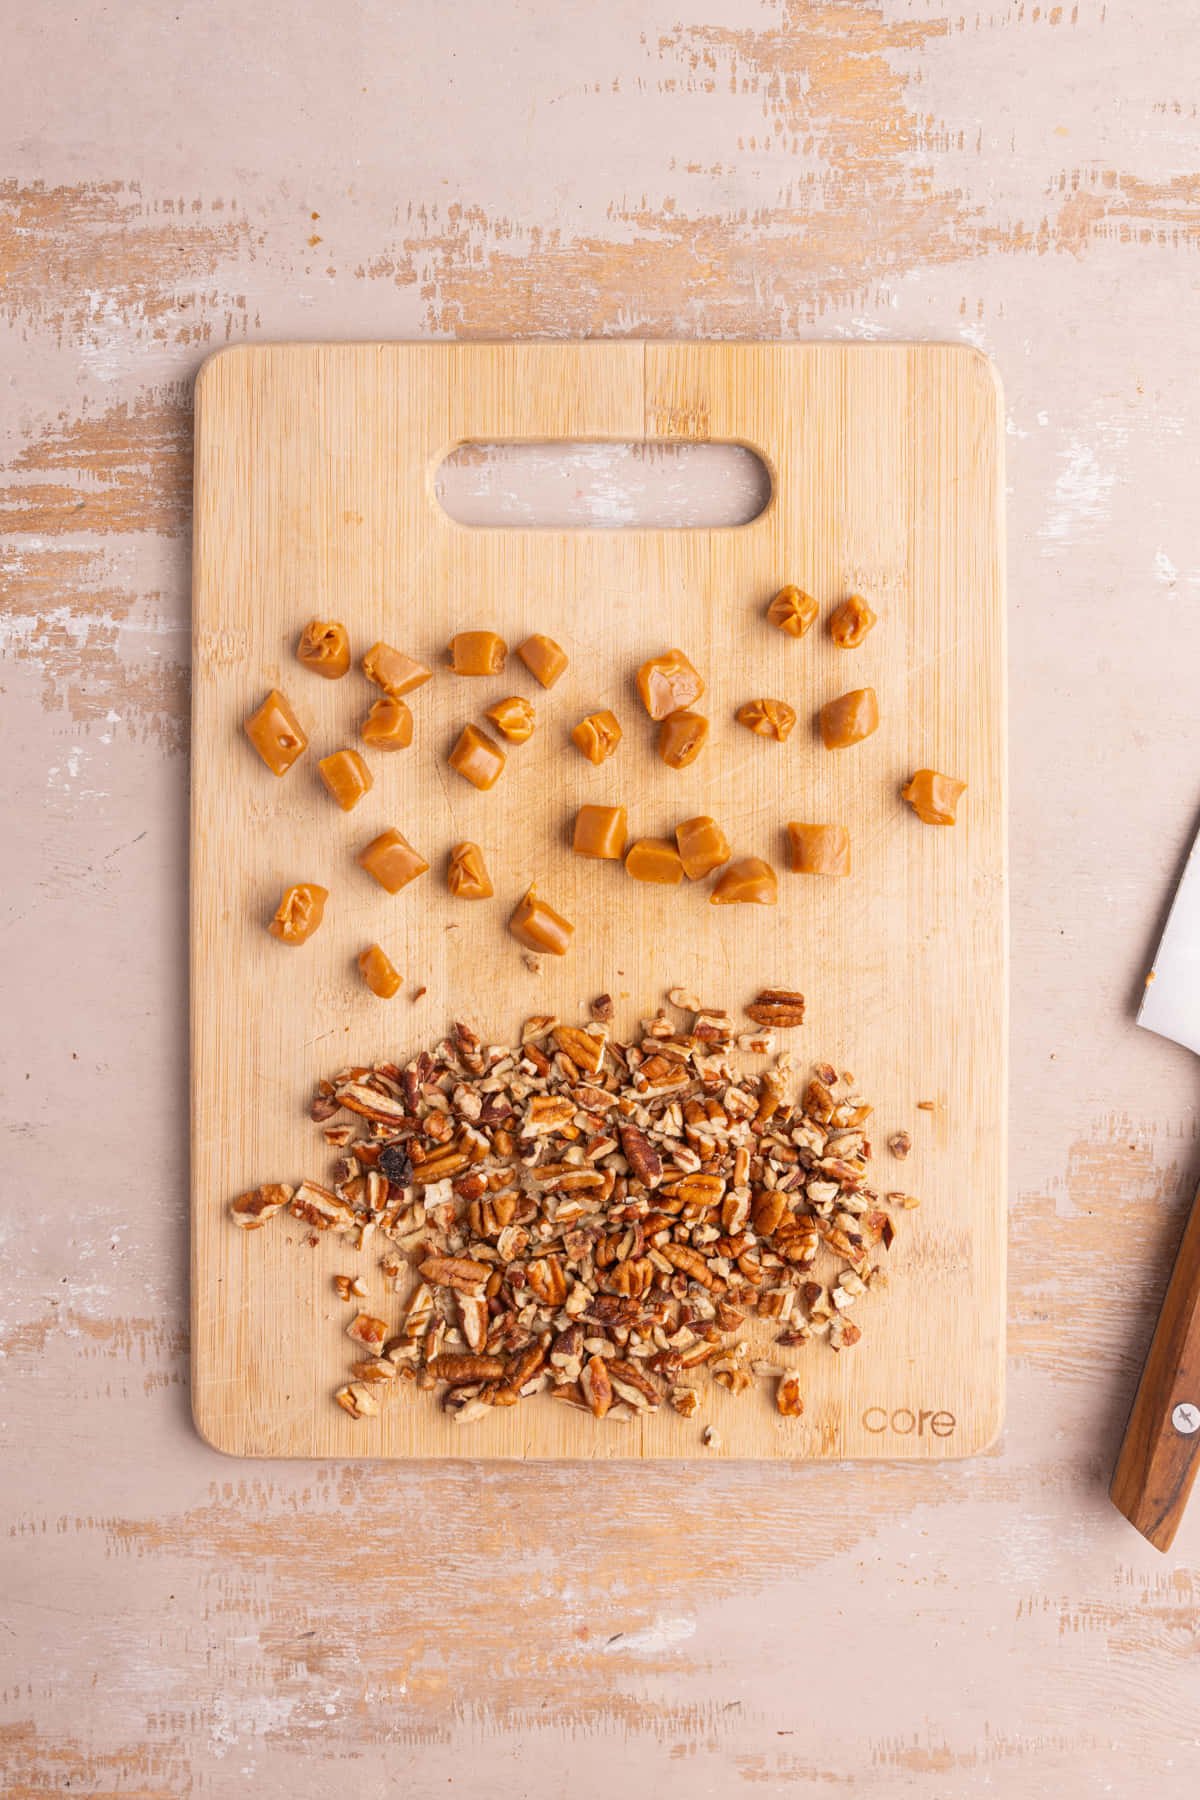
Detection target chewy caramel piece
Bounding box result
[516,634,568,689]
[244,689,308,777]
[357,943,401,998]
[318,748,373,812]
[509,886,574,956]
[486,696,535,743]
[767,585,818,639]
[787,822,851,876]
[296,619,350,679]
[625,837,683,885]
[449,630,507,676]
[736,698,796,742]
[362,642,432,698]
[658,709,708,769]
[829,593,878,649]
[636,649,704,721]
[710,857,778,906]
[901,770,967,825]
[268,882,328,944]
[357,828,429,894]
[448,723,506,790]
[447,841,494,898]
[819,687,879,750]
[361,695,413,750]
[573,804,627,861]
[676,815,731,881]
[571,709,622,764]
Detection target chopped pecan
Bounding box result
[427,1353,507,1382]
[580,1354,614,1418]
[776,1372,804,1416]
[230,1183,292,1230]
[418,1254,491,1294]
[619,1123,662,1188]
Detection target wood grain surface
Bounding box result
[3,2,1200,1795]
[191,340,1005,1460]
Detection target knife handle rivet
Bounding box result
[1171,1402,1200,1436]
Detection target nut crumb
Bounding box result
[590,993,614,1023]
[702,1425,722,1449]
[333,1274,368,1301]
[888,1131,912,1160]
[915,1099,935,1112]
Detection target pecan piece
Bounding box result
[427,1353,507,1382]
[619,1122,662,1189]
[418,1254,491,1294]
[230,1183,292,1230]
[776,1372,805,1416]
[745,988,806,1028]
[580,1353,614,1418]
[335,1382,379,1419]
[659,1242,725,1291]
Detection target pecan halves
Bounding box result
[619,1122,662,1188]
[745,989,806,1028]
[418,1254,492,1294]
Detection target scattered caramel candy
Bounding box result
[573,804,627,860]
[509,886,574,956]
[658,709,708,769]
[710,856,778,905]
[486,696,535,744]
[787,822,851,876]
[297,619,350,679]
[449,630,507,676]
[317,748,373,812]
[676,815,731,881]
[736,698,796,742]
[571,709,622,764]
[819,687,879,750]
[357,828,429,894]
[244,689,308,776]
[829,593,878,648]
[361,694,413,750]
[362,642,432,697]
[625,837,684,885]
[901,769,967,825]
[767,585,818,639]
[448,722,506,790]
[357,943,401,998]
[636,649,704,720]
[447,841,494,898]
[516,634,568,689]
[268,882,328,944]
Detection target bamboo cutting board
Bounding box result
[191,342,1006,1460]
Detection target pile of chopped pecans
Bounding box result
[231,988,911,1433]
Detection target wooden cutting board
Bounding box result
[191,342,1006,1460]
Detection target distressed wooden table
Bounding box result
[2,4,1198,1794]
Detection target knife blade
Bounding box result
[1139,828,1200,1057]
[1112,818,1200,1550]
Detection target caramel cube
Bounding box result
[636,649,705,721]
[297,619,350,679]
[509,886,574,956]
[358,943,401,998]
[573,804,627,861]
[447,841,494,899]
[901,770,966,825]
[819,687,879,750]
[736,698,796,742]
[318,748,373,812]
[787,823,851,876]
[357,828,429,894]
[571,709,622,764]
[676,816,731,881]
[486,696,535,743]
[710,857,778,906]
[829,593,878,648]
[244,689,308,777]
[362,642,432,697]
[361,695,413,750]
[517,634,568,689]
[767,585,818,639]
[625,837,683,885]
[449,630,507,675]
[448,723,506,790]
[268,882,328,944]
[658,709,708,769]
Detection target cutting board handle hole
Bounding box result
[435,441,771,529]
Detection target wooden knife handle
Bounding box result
[1111,1177,1200,1550]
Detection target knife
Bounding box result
[1110,824,1200,1550]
